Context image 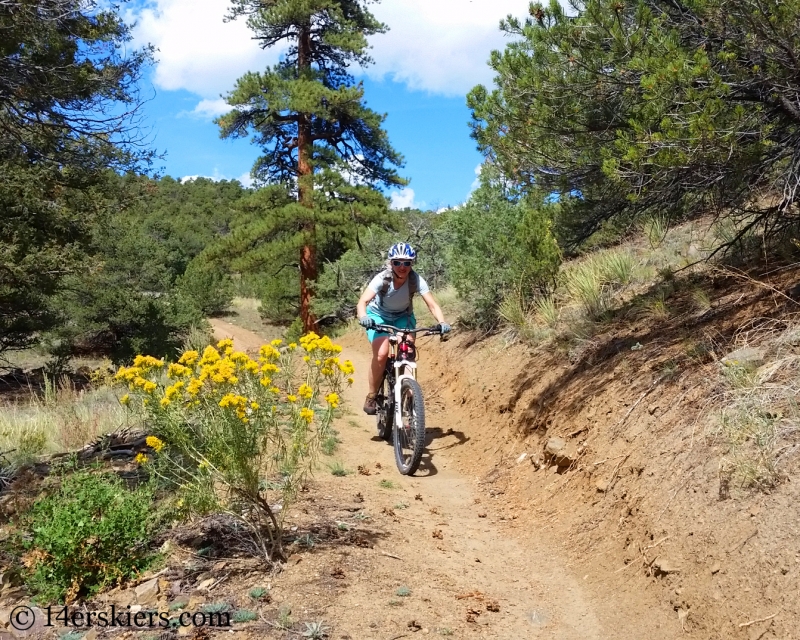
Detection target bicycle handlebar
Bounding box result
[372,324,445,337]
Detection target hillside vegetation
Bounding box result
[1,0,800,636]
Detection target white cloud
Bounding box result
[130,0,283,98]
[390,187,416,210]
[181,169,253,186]
[188,98,231,119]
[469,163,483,194]
[130,0,530,99]
[367,0,531,95]
[237,171,254,188]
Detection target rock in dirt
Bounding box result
[653,557,681,575]
[196,578,215,591]
[710,562,721,575]
[544,437,577,468]
[135,578,160,606]
[82,629,99,640]
[595,479,609,493]
[516,452,528,464]
[721,347,765,369]
[545,437,565,458]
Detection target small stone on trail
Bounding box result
[544,437,576,468]
[196,578,215,591]
[653,557,681,575]
[595,479,609,493]
[721,347,765,369]
[710,562,721,575]
[134,578,159,606]
[516,452,528,464]
[545,437,565,457]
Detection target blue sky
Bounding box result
[130,0,530,209]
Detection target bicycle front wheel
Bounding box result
[394,377,426,475]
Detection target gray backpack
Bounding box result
[377,268,419,314]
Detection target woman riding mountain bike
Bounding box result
[356,242,451,415]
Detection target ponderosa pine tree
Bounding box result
[217,0,404,331]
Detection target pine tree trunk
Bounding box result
[297,25,318,333]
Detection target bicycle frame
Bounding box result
[375,324,439,430]
[371,323,444,474]
[386,333,417,428]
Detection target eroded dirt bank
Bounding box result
[413,270,800,639]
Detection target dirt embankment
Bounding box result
[416,268,800,639]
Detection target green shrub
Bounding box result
[176,257,234,317]
[16,471,162,603]
[446,167,560,327]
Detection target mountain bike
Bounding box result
[372,324,445,475]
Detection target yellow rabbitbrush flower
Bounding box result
[199,346,221,366]
[219,393,248,410]
[325,393,340,409]
[114,365,142,383]
[112,332,349,557]
[298,383,313,400]
[178,350,199,366]
[259,344,280,361]
[135,453,148,465]
[133,355,165,370]
[164,381,184,400]
[243,360,260,374]
[120,394,130,405]
[146,436,165,452]
[168,363,192,378]
[186,378,203,396]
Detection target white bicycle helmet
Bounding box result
[388,242,417,261]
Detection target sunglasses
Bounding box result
[392,260,412,267]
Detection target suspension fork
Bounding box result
[393,360,417,425]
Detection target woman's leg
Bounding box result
[364,335,389,415]
[369,336,390,394]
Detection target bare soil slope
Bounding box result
[414,268,800,639]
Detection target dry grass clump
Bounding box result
[0,378,126,468]
[712,318,800,491]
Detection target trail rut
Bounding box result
[211,320,675,638]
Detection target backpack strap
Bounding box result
[376,269,418,314]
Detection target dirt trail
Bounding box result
[210,320,674,638]
[210,318,274,353]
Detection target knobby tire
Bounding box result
[394,377,426,475]
[376,373,393,443]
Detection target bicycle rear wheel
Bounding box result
[394,377,426,475]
